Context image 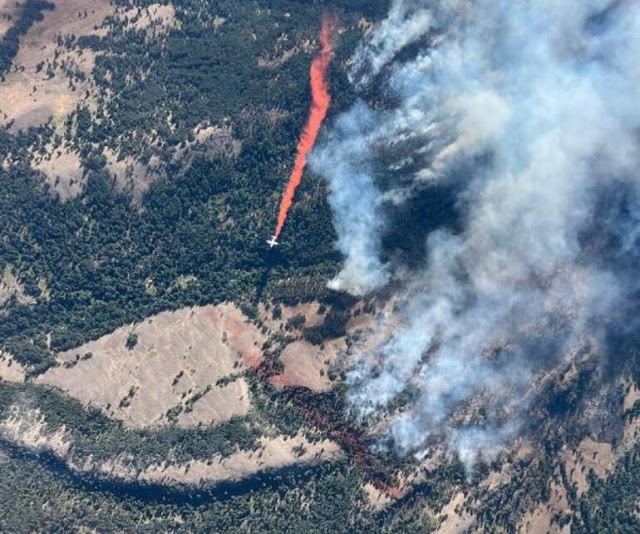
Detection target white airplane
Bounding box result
[266,235,279,248]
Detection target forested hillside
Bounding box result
[0,0,387,371]
[0,1,639,532]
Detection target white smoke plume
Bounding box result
[349,0,435,86]
[311,0,640,463]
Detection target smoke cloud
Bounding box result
[311,0,640,463]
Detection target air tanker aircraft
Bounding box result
[267,236,279,248]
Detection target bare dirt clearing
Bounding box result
[561,437,614,496]
[0,402,341,486]
[624,380,640,412]
[32,145,85,200]
[362,482,394,511]
[172,123,243,167]
[0,0,178,198]
[0,404,71,456]
[262,301,381,393]
[139,434,341,486]
[0,2,19,39]
[0,351,27,383]
[118,2,176,35]
[104,147,163,197]
[435,491,475,534]
[519,480,571,534]
[271,338,344,393]
[37,304,266,428]
[0,0,114,130]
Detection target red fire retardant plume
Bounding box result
[273,16,335,240]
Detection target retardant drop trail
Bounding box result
[270,16,335,244]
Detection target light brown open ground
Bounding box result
[561,437,615,497]
[103,147,164,197]
[34,133,164,201]
[137,434,341,485]
[0,351,27,383]
[480,462,513,492]
[32,145,85,200]
[623,415,640,451]
[35,299,376,425]
[433,460,571,534]
[0,0,115,131]
[1,403,341,486]
[362,482,394,511]
[37,304,266,428]
[434,491,475,534]
[621,380,640,450]
[171,123,243,171]
[624,381,640,412]
[258,301,339,393]
[0,1,194,199]
[270,337,345,393]
[117,3,176,35]
[0,405,71,456]
[0,1,19,39]
[519,478,571,534]
[0,0,115,199]
[265,302,383,393]
[92,433,339,486]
